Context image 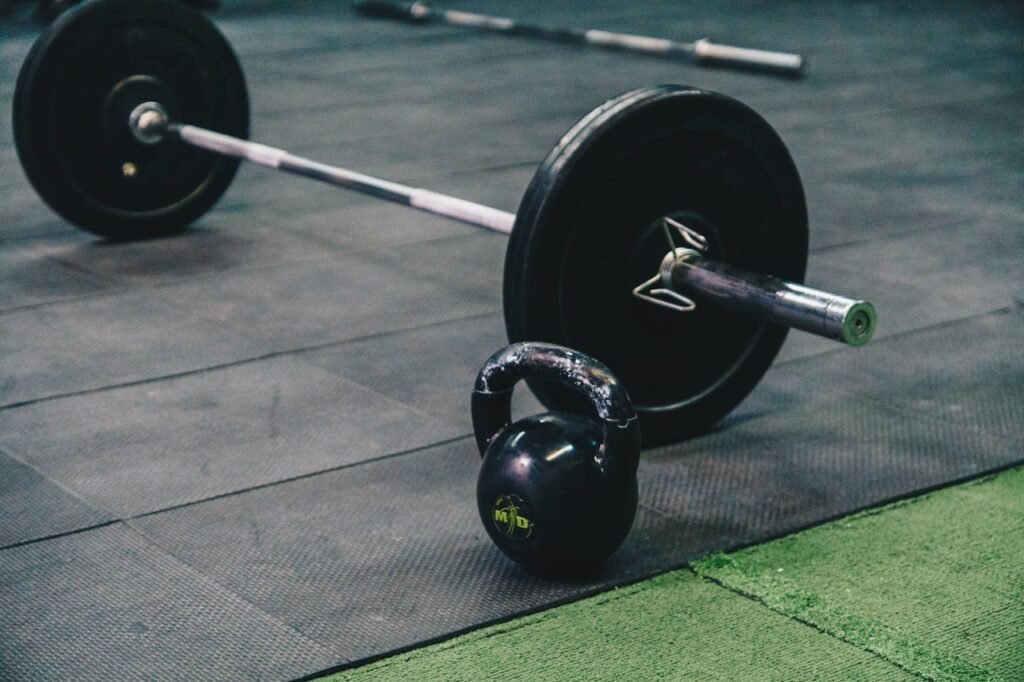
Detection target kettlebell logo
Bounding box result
[492,494,533,540]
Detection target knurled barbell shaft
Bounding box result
[661,248,877,346]
[133,103,873,345]
[171,122,516,234]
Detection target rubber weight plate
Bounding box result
[13,0,249,240]
[504,85,808,447]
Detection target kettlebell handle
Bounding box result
[471,343,639,469]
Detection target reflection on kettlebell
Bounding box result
[471,342,641,577]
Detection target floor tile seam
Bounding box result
[821,145,1024,183]
[285,96,736,159]
[641,458,1024,578]
[821,384,1024,450]
[0,221,486,312]
[0,285,132,316]
[272,217,476,253]
[126,432,473,522]
[224,25,514,61]
[135,226,494,293]
[246,36,559,82]
[0,222,72,243]
[817,85,1024,127]
[0,444,111,523]
[119,518,349,665]
[775,347,1024,451]
[253,96,582,153]
[0,520,121,553]
[0,432,474,553]
[806,214,981,256]
[102,239,351,289]
[287,353,456,424]
[43,251,126,287]
[0,309,502,412]
[231,158,540,213]
[298,569,672,681]
[145,276,504,374]
[246,48,776,121]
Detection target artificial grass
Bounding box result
[695,465,1024,681]
[326,465,1024,681]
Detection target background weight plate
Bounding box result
[504,85,808,446]
[13,0,249,240]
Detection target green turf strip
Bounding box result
[327,466,1024,681]
[695,466,1024,681]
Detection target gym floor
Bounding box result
[1,0,1022,679]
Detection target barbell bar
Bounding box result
[132,101,875,349]
[13,0,875,446]
[353,0,805,76]
[135,103,517,235]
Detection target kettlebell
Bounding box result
[471,342,641,577]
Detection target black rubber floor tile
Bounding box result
[783,219,1021,350]
[244,35,555,94]
[0,355,462,518]
[840,149,1024,218]
[748,62,1024,130]
[0,524,338,681]
[0,290,269,407]
[274,193,478,250]
[152,232,504,351]
[130,438,697,663]
[215,160,345,211]
[299,116,568,187]
[839,107,1021,169]
[46,214,342,287]
[637,375,1020,544]
[300,313,543,426]
[802,175,972,248]
[272,162,533,248]
[2,2,1023,679]
[0,186,74,241]
[0,448,110,548]
[245,48,766,142]
[420,164,541,216]
[786,307,1024,445]
[0,233,116,312]
[219,9,456,59]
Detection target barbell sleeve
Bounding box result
[353,0,804,76]
[661,249,877,346]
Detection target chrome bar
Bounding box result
[172,124,516,234]
[130,102,515,234]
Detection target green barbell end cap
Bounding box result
[841,301,877,347]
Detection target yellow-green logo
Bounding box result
[492,494,533,540]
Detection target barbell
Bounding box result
[13,0,876,447]
[352,0,805,76]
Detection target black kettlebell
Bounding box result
[471,342,641,577]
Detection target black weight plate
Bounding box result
[13,0,249,240]
[504,86,808,447]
